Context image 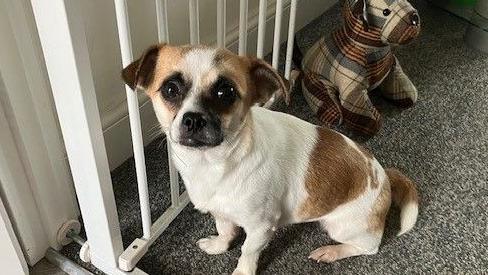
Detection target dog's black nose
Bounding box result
[179,111,223,147]
[182,112,207,133]
[410,12,420,26]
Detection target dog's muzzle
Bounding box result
[178,111,223,148]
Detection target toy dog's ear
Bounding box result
[352,0,370,31]
[121,45,161,90]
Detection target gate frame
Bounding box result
[30,0,297,273]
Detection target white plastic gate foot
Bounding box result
[56,219,81,246]
[79,242,91,263]
[118,238,149,271]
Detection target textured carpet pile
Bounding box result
[63,0,488,273]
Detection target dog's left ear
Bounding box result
[248,58,290,105]
[352,0,370,31]
[121,45,161,90]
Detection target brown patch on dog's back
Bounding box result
[298,127,375,220]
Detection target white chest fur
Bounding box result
[170,107,318,227]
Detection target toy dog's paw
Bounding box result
[393,76,417,107]
[197,235,230,255]
[380,69,418,108]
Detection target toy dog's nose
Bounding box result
[182,112,207,133]
[410,12,420,26]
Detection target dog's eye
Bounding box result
[163,81,180,97]
[160,75,183,100]
[383,8,391,16]
[216,84,237,105]
[213,78,238,106]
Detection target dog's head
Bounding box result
[346,0,420,45]
[122,44,289,149]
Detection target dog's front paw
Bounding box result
[231,269,250,275]
[232,259,257,275]
[197,235,230,255]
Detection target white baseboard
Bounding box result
[104,0,337,169]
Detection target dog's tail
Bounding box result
[386,168,419,236]
[292,36,304,71]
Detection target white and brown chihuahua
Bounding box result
[122,44,419,275]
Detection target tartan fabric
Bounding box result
[302,72,343,127]
[301,0,420,135]
[379,57,418,107]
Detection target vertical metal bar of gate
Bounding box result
[217,0,226,48]
[156,0,169,44]
[113,0,152,241]
[189,0,200,45]
[272,0,283,69]
[238,0,249,55]
[284,0,298,79]
[256,0,267,58]
[156,0,180,208]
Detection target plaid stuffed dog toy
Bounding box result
[298,0,420,135]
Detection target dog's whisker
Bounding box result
[157,136,167,149]
[170,149,188,168]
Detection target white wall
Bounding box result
[0,73,48,267]
[80,0,337,169]
[0,0,80,265]
[0,197,28,275]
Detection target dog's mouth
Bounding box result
[176,127,224,148]
[178,135,224,148]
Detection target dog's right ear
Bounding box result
[121,45,161,90]
[248,58,290,105]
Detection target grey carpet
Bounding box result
[62,0,488,274]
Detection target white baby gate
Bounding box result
[30,0,298,274]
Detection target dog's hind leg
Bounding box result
[379,57,418,108]
[309,219,383,263]
[309,183,391,263]
[309,242,369,263]
[197,214,239,255]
